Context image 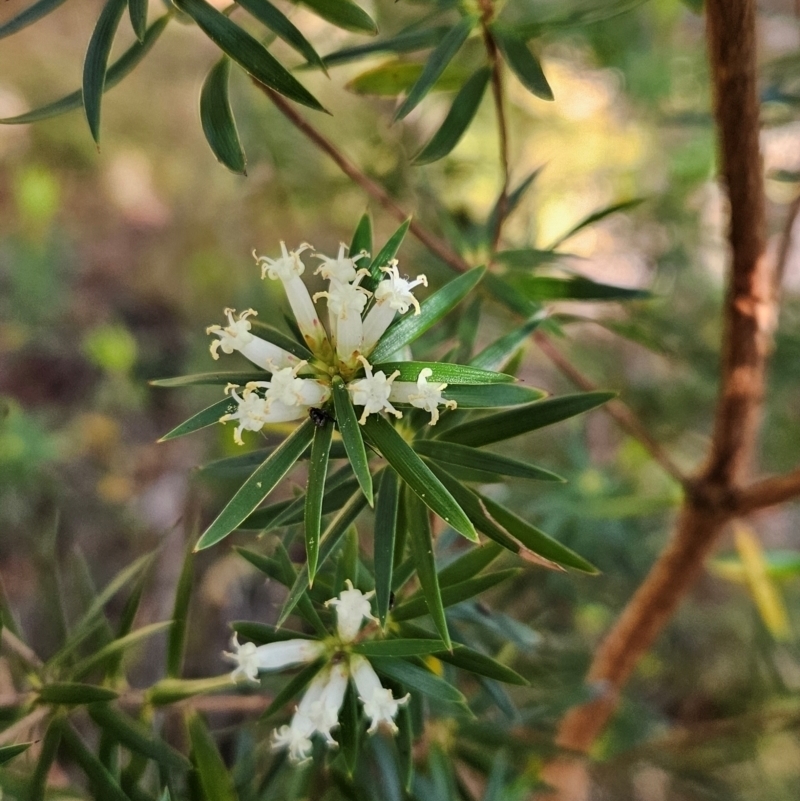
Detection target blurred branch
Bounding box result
[1,628,44,670]
[534,332,688,486]
[542,1,772,797]
[735,467,800,514]
[255,82,471,275]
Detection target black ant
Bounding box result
[309,407,334,428]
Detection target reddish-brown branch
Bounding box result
[735,467,800,515]
[534,332,688,486]
[542,1,771,797]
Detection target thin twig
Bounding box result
[0,707,49,747]
[255,82,471,275]
[735,466,800,515]
[534,332,688,486]
[1,628,44,670]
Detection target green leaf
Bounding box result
[332,376,373,506]
[277,489,368,625]
[369,267,486,362]
[260,660,325,720]
[200,57,247,175]
[413,66,491,165]
[38,682,119,704]
[174,0,324,111]
[306,418,333,583]
[404,491,450,647]
[394,16,475,121]
[374,469,400,627]
[195,419,314,551]
[89,704,191,772]
[187,712,239,801]
[493,248,566,269]
[83,0,128,143]
[483,272,539,316]
[439,391,614,447]
[71,621,172,679]
[320,25,450,68]
[351,639,450,657]
[199,440,348,478]
[148,676,233,705]
[486,168,542,242]
[28,720,61,801]
[478,493,598,573]
[362,415,476,542]
[470,316,543,371]
[0,0,69,40]
[237,0,325,70]
[61,725,130,801]
[509,274,649,302]
[167,546,194,678]
[150,370,268,387]
[492,28,553,101]
[391,570,519,621]
[436,542,502,586]
[248,320,314,359]
[349,212,373,258]
[548,198,645,249]
[414,440,563,482]
[339,681,360,776]
[0,15,170,125]
[129,0,148,41]
[346,59,467,96]
[365,218,410,288]
[0,743,32,765]
[396,704,413,791]
[295,0,377,34]
[369,656,465,705]
[158,397,234,442]
[231,621,313,643]
[373,361,512,385]
[442,383,545,408]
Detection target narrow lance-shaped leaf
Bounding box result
[237,0,325,70]
[174,0,325,111]
[441,383,545,408]
[201,57,247,175]
[129,0,148,41]
[0,15,170,125]
[486,168,542,243]
[339,681,360,776]
[351,639,450,657]
[349,211,373,258]
[372,361,513,384]
[83,0,128,143]
[404,491,451,648]
[369,656,465,705]
[195,418,315,551]
[394,16,476,121]
[365,218,410,289]
[332,376,373,505]
[61,726,130,801]
[0,743,32,765]
[158,396,235,442]
[362,415,477,542]
[413,66,491,165]
[295,0,377,35]
[38,682,119,704]
[470,315,543,371]
[492,27,553,101]
[493,248,567,269]
[28,720,61,801]
[305,418,333,584]
[437,541,503,586]
[369,267,486,362]
[374,468,400,627]
[167,545,194,678]
[439,391,614,447]
[186,713,239,801]
[0,0,69,40]
[231,620,313,643]
[319,25,451,69]
[509,274,649,302]
[346,60,468,97]
[547,198,644,249]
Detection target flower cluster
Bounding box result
[225,581,409,763]
[206,242,457,443]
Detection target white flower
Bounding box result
[206,308,299,371]
[325,579,378,642]
[313,273,372,364]
[305,662,349,745]
[347,356,402,424]
[255,243,326,349]
[271,715,315,764]
[245,361,330,408]
[224,633,323,682]
[220,384,307,445]
[390,368,457,425]
[314,242,369,284]
[351,655,409,734]
[361,262,427,353]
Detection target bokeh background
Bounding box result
[2,0,800,798]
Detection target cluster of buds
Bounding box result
[206,242,457,443]
[225,581,409,763]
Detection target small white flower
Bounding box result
[361,262,427,353]
[220,384,306,445]
[325,579,378,642]
[313,273,372,364]
[350,655,409,734]
[314,242,369,284]
[347,356,402,424]
[306,662,349,745]
[390,368,457,425]
[271,716,315,764]
[206,308,299,371]
[224,634,323,682]
[255,243,326,349]
[245,361,330,408]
